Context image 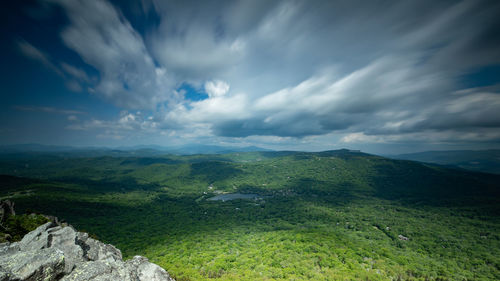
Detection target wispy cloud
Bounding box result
[47,0,175,109]
[14,106,85,115]
[16,39,63,76]
[60,63,91,83]
[16,39,92,93]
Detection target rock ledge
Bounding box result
[0,221,175,281]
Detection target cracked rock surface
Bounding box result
[0,222,175,281]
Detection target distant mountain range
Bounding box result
[116,144,273,154]
[3,145,499,175]
[0,143,273,156]
[390,150,500,174]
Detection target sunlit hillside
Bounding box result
[1,150,498,280]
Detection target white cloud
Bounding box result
[204,80,230,98]
[148,1,248,81]
[154,52,500,144]
[341,133,383,144]
[48,0,175,109]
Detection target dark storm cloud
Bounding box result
[26,0,500,146]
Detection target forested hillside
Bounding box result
[0,150,498,280]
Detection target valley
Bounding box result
[0,150,499,280]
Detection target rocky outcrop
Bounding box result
[0,222,175,281]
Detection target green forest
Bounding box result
[0,150,499,280]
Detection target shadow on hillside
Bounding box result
[287,177,363,203]
[369,159,500,207]
[50,176,161,193]
[189,161,245,183]
[0,174,42,193]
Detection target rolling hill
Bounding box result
[0,150,499,280]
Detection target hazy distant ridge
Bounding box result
[0,143,273,155]
[390,150,500,174]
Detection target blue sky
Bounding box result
[1,0,500,154]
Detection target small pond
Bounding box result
[207,193,264,201]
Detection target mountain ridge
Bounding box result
[0,143,274,156]
[389,149,500,174]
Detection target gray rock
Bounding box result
[0,242,19,256]
[398,234,409,241]
[61,257,175,281]
[0,222,175,281]
[0,248,65,281]
[18,222,54,251]
[75,233,121,262]
[126,256,175,281]
[60,260,126,281]
[50,227,84,273]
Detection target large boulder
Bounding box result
[0,222,175,281]
[0,248,65,281]
[126,256,174,281]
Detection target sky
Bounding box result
[1,0,500,154]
